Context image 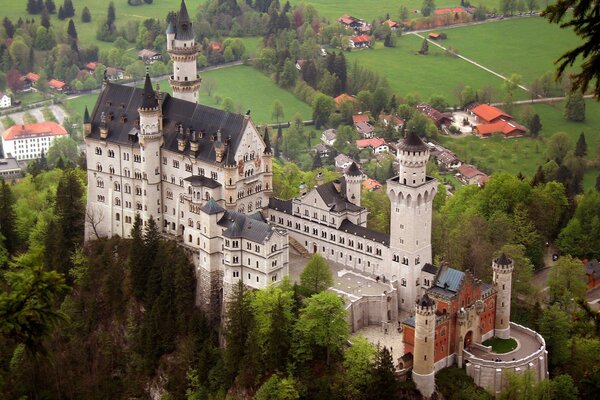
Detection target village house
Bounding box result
[385,19,399,29]
[85,62,98,74]
[106,67,124,81]
[338,15,371,32]
[356,137,389,154]
[417,103,453,128]
[334,93,358,108]
[313,143,335,161]
[335,153,354,170]
[2,121,68,161]
[209,41,223,53]
[457,164,489,186]
[434,6,470,15]
[48,79,66,92]
[0,92,11,108]
[436,150,461,170]
[321,128,337,145]
[295,59,307,71]
[468,104,527,138]
[379,113,404,131]
[352,114,369,125]
[138,49,162,64]
[0,157,24,183]
[355,121,376,138]
[350,34,371,48]
[585,259,600,289]
[362,177,382,191]
[20,72,40,91]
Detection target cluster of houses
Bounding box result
[338,14,400,49]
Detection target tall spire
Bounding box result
[141,74,158,109]
[83,105,90,123]
[263,127,272,154]
[178,0,190,23]
[175,0,194,40]
[399,130,428,152]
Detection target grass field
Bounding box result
[345,34,529,102]
[63,65,312,125]
[482,337,518,353]
[439,17,582,87]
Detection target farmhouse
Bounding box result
[48,79,66,92]
[0,92,11,108]
[473,120,527,138]
[350,35,371,48]
[356,137,389,154]
[355,121,376,138]
[469,104,513,124]
[138,49,162,64]
[321,128,337,145]
[417,103,453,127]
[457,164,489,186]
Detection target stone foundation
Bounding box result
[195,266,223,326]
[412,370,435,399]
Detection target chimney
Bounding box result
[217,129,222,143]
[316,172,324,186]
[177,125,186,152]
[299,182,307,196]
[190,130,199,153]
[100,112,108,139]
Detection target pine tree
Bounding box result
[45,0,56,13]
[3,17,15,38]
[55,169,85,251]
[27,0,40,14]
[107,2,116,26]
[63,0,75,17]
[143,216,162,304]
[575,132,587,157]
[58,5,65,20]
[67,19,77,40]
[81,6,91,23]
[0,180,18,254]
[596,175,600,192]
[333,52,347,92]
[366,346,399,399]
[531,166,545,187]
[312,153,322,169]
[419,38,429,54]
[128,214,146,299]
[27,45,35,72]
[41,9,51,29]
[224,281,255,381]
[529,113,542,137]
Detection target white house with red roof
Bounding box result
[356,137,389,154]
[48,79,66,92]
[468,104,527,138]
[2,122,68,160]
[0,92,11,108]
[350,34,371,48]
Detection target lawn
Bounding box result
[482,337,518,353]
[438,17,583,87]
[345,34,529,102]
[64,66,312,125]
[238,37,263,58]
[64,93,101,116]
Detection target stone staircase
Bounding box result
[289,236,310,258]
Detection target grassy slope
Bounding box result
[64,65,312,125]
[345,35,527,101]
[439,17,582,86]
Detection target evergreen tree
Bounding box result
[224,281,255,382]
[3,17,16,38]
[55,168,84,250]
[27,45,34,73]
[128,214,146,299]
[67,19,77,40]
[41,9,51,29]
[564,92,586,121]
[529,113,542,137]
[333,52,347,92]
[596,174,600,192]
[63,0,75,17]
[575,132,587,157]
[27,0,40,14]
[421,0,435,17]
[366,346,398,399]
[0,180,18,254]
[531,166,545,187]
[312,153,322,169]
[419,38,429,55]
[81,6,91,23]
[143,216,162,304]
[45,0,56,13]
[58,5,65,20]
[388,94,398,112]
[107,2,116,26]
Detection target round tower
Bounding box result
[137,74,163,225]
[223,139,237,209]
[168,0,201,103]
[413,294,436,399]
[493,253,514,339]
[397,130,430,188]
[344,162,363,206]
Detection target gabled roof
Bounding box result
[355,121,374,134]
[338,218,389,245]
[356,137,386,149]
[472,104,512,122]
[87,82,250,166]
[138,49,160,58]
[474,119,526,136]
[335,154,353,165]
[362,178,381,191]
[334,93,357,105]
[48,79,65,89]
[351,34,370,43]
[458,164,486,179]
[352,114,369,124]
[322,128,337,141]
[200,198,225,214]
[85,62,98,71]
[218,210,274,242]
[25,72,40,82]
[2,122,67,141]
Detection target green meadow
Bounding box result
[64,65,312,125]
[345,34,529,102]
[438,100,600,190]
[438,17,582,87]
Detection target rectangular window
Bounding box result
[233,271,239,277]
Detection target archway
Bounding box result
[464,330,473,350]
[313,243,317,253]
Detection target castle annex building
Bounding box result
[85,1,548,397]
[2,121,67,160]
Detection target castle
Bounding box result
[84,1,548,396]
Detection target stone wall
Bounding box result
[464,322,548,395]
[346,289,398,333]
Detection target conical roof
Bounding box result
[166,20,175,34]
[141,74,158,109]
[225,144,237,167]
[345,162,362,177]
[496,253,511,266]
[398,130,428,152]
[175,0,194,41]
[263,127,272,154]
[83,105,90,123]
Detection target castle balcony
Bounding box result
[168,45,198,55]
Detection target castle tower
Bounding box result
[413,294,436,399]
[493,253,514,339]
[262,127,273,199]
[387,131,437,310]
[137,74,163,224]
[344,162,363,206]
[223,140,237,209]
[168,0,201,103]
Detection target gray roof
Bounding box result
[345,162,362,177]
[175,0,194,41]
[141,74,158,109]
[87,82,249,167]
[417,293,435,307]
[399,130,428,152]
[315,178,363,213]
[434,267,465,293]
[586,259,600,276]
[422,263,438,274]
[200,198,225,215]
[218,210,274,243]
[269,197,293,213]
[184,175,221,189]
[496,253,511,266]
[402,316,415,327]
[480,282,494,297]
[338,219,389,246]
[0,158,21,171]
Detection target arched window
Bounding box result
[96,163,102,172]
[115,197,121,206]
[96,178,104,188]
[109,166,115,174]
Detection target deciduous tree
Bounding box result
[564,92,586,121]
[300,253,333,294]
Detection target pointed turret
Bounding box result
[83,105,90,123]
[141,74,158,109]
[345,161,362,177]
[83,105,91,135]
[398,130,428,153]
[225,144,237,167]
[263,127,272,155]
[175,0,194,40]
[166,19,175,34]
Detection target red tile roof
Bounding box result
[471,104,512,123]
[428,33,441,38]
[356,138,386,149]
[474,120,526,137]
[458,164,486,179]
[363,178,382,191]
[85,62,98,71]
[351,34,370,44]
[48,79,65,89]
[334,93,357,105]
[25,72,40,82]
[339,15,356,25]
[352,114,369,124]
[385,20,399,28]
[2,122,67,141]
[209,42,223,52]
